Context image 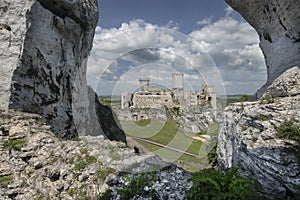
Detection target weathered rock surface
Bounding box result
[0,0,126,141]
[106,164,192,200]
[263,66,300,98]
[0,110,159,199]
[217,68,300,199]
[225,0,300,97]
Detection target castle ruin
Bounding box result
[121,73,217,114]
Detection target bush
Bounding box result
[207,142,218,167]
[0,175,13,187]
[259,95,277,104]
[276,119,300,143]
[2,138,26,151]
[99,173,158,200]
[117,173,158,199]
[185,168,260,200]
[74,156,97,171]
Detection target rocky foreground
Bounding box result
[0,110,192,200]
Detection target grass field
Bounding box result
[98,96,121,108]
[120,118,204,165]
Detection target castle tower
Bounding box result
[139,78,150,92]
[172,72,184,103]
[172,72,184,90]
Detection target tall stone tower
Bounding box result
[172,73,184,103]
[139,78,150,92]
[172,72,184,89]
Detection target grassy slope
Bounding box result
[121,118,203,163]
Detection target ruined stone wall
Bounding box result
[132,92,174,109]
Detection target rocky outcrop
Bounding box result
[0,110,156,199]
[0,0,126,141]
[225,0,300,97]
[217,67,300,199]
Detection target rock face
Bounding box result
[0,0,126,141]
[225,0,300,97]
[217,67,300,199]
[0,110,154,199]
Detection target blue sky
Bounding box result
[98,0,228,34]
[87,0,267,95]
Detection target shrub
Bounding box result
[74,156,97,171]
[2,138,26,151]
[185,168,260,200]
[117,173,158,199]
[207,142,218,167]
[0,175,13,187]
[259,95,277,104]
[276,119,300,143]
[96,167,116,181]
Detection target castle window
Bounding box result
[208,96,212,101]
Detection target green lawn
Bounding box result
[121,118,203,163]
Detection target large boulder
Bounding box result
[217,67,300,199]
[0,0,126,142]
[225,0,300,98]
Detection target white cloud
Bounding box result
[87,15,266,95]
[197,18,212,26]
[188,16,266,94]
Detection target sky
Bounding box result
[87,0,267,96]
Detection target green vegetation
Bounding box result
[99,96,121,108]
[0,175,13,187]
[207,143,218,167]
[253,114,272,121]
[2,138,26,151]
[134,119,151,127]
[240,124,248,131]
[99,189,113,200]
[74,156,97,171]
[276,119,300,143]
[259,95,277,104]
[224,94,252,107]
[96,167,117,181]
[197,130,208,136]
[133,118,202,163]
[185,168,260,200]
[99,173,158,200]
[118,173,157,199]
[170,106,181,117]
[67,187,76,196]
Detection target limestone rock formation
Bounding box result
[217,67,300,199]
[225,0,300,97]
[0,0,126,142]
[0,110,155,199]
